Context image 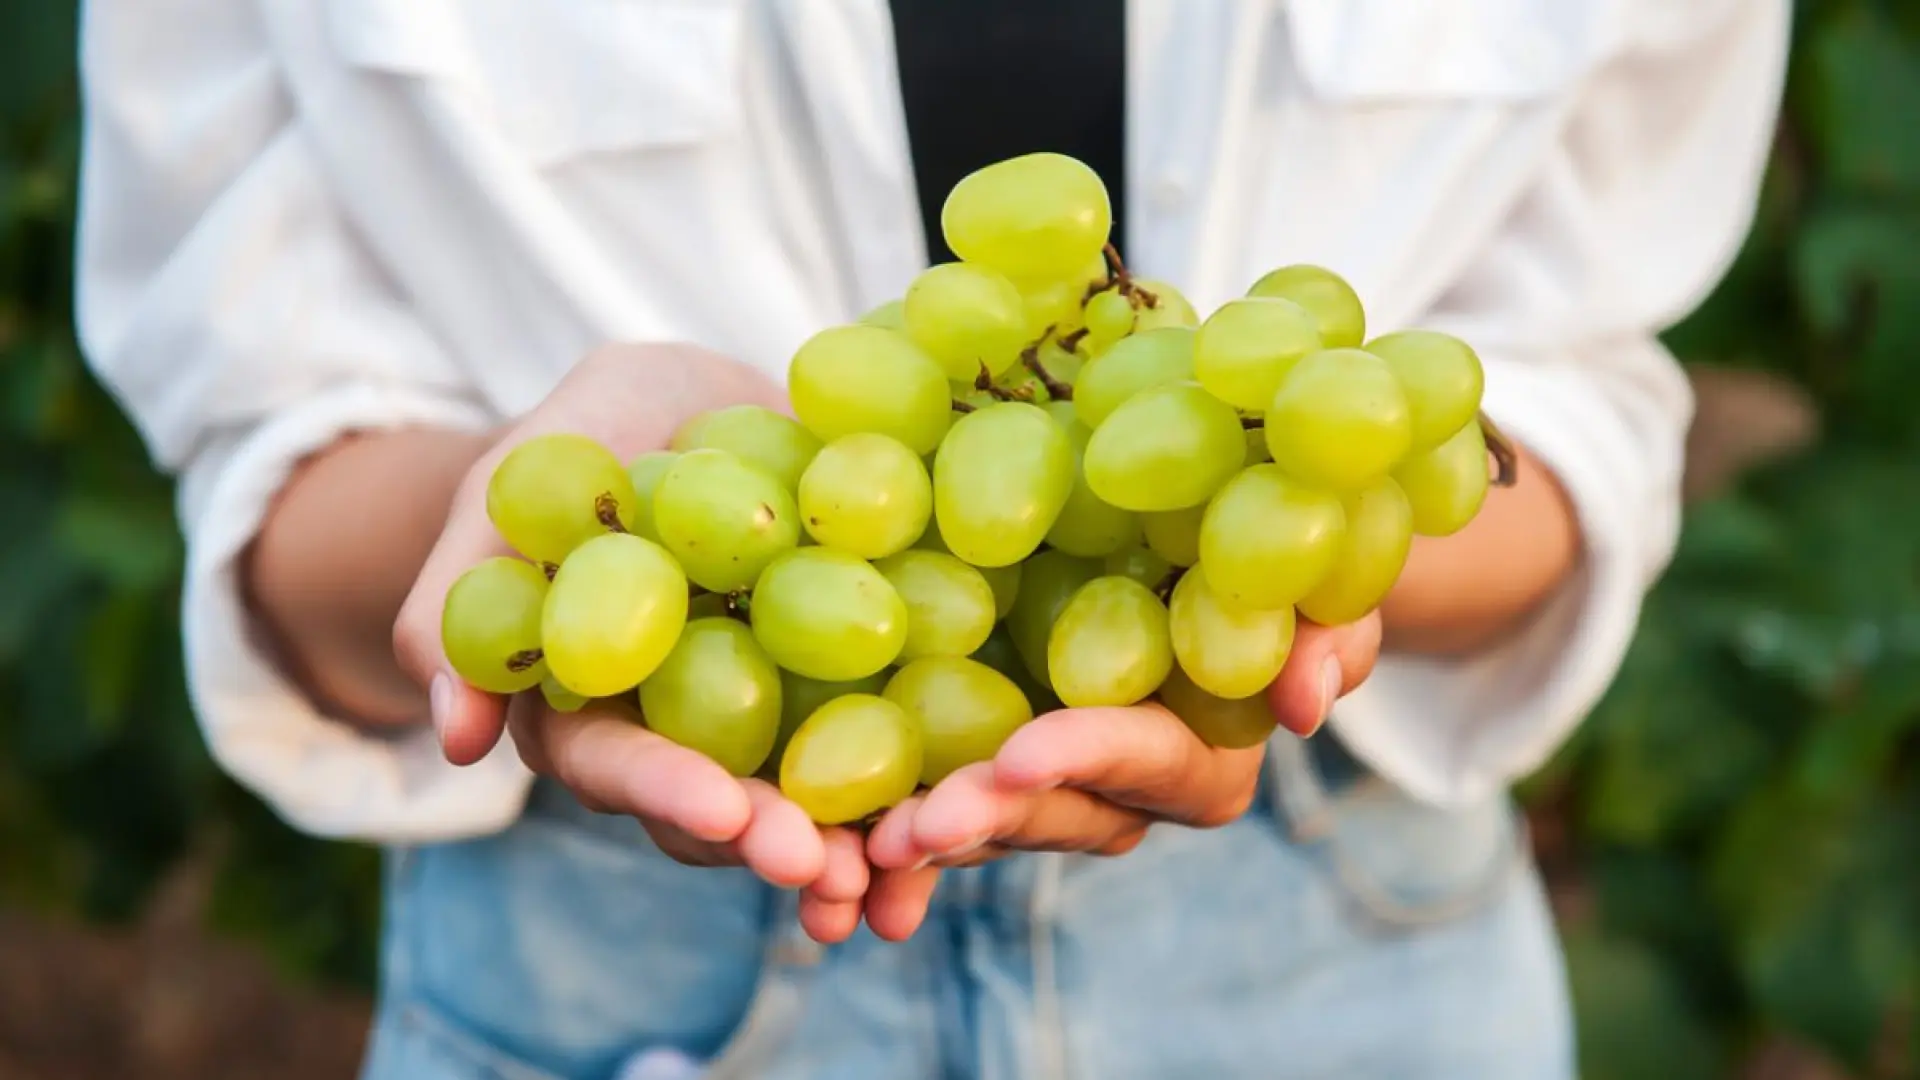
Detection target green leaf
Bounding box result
[1805,9,1920,197]
[1564,929,1726,1080]
[51,489,183,592]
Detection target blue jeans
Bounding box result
[359,734,1574,1079]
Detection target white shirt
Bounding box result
[75,0,1790,844]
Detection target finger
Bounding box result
[863,866,943,942]
[539,705,753,843]
[734,780,828,889]
[441,678,511,766]
[807,827,872,903]
[798,894,863,945]
[1266,611,1382,736]
[910,762,1152,857]
[865,795,929,870]
[993,705,1263,826]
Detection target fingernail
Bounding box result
[908,855,933,871]
[941,833,990,858]
[1316,658,1344,730]
[429,673,453,741]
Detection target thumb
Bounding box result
[1265,611,1381,737]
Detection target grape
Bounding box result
[1141,505,1204,567]
[1083,288,1137,352]
[1298,479,1414,626]
[941,152,1112,280]
[1084,383,1246,511]
[624,451,677,542]
[916,522,1022,616]
[1191,297,1323,411]
[1245,427,1273,464]
[773,669,890,769]
[780,694,923,825]
[542,534,688,696]
[637,618,782,777]
[1366,330,1485,455]
[859,298,906,331]
[970,626,1060,713]
[1157,666,1275,750]
[886,657,1035,786]
[1393,419,1490,537]
[1132,279,1200,331]
[486,434,639,567]
[1044,401,1140,558]
[670,405,822,494]
[1105,545,1175,589]
[1047,576,1174,708]
[1247,264,1366,348]
[932,402,1074,567]
[798,433,931,559]
[652,449,801,593]
[1168,570,1296,699]
[750,548,907,681]
[539,673,588,714]
[1197,465,1347,610]
[788,325,952,454]
[1015,255,1107,337]
[441,557,549,694]
[1264,348,1412,491]
[1072,326,1194,429]
[1007,550,1101,685]
[873,550,997,661]
[904,262,1031,381]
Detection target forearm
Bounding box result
[242,427,492,728]
[1379,441,1580,655]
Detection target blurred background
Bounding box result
[2,4,1916,1079]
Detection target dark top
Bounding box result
[888,0,1127,266]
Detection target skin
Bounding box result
[247,343,1579,944]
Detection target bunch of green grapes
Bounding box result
[441,151,1513,825]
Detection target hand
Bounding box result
[391,343,865,935]
[860,613,1381,941]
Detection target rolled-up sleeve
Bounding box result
[1331,0,1792,807]
[75,0,533,842]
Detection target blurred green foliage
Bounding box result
[0,2,1915,1076]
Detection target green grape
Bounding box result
[772,668,890,770]
[1082,288,1137,353]
[539,673,588,714]
[932,402,1074,567]
[1032,339,1086,387]
[970,626,1060,714]
[1393,420,1490,537]
[1104,545,1173,588]
[921,521,1024,617]
[1084,382,1246,511]
[442,557,549,694]
[1158,666,1275,750]
[1007,550,1101,685]
[859,298,906,331]
[1140,505,1204,567]
[1168,570,1296,699]
[1247,264,1366,348]
[486,434,639,567]
[670,405,823,494]
[1265,348,1413,491]
[1043,401,1140,558]
[873,550,997,661]
[1197,465,1347,610]
[1015,254,1108,337]
[1297,478,1414,626]
[652,449,801,592]
[1047,576,1174,708]
[1245,427,1273,464]
[1132,278,1200,331]
[798,433,931,559]
[904,262,1031,381]
[1365,330,1485,455]
[750,548,907,681]
[885,657,1034,786]
[788,325,952,454]
[1072,327,1194,429]
[941,152,1112,280]
[780,694,923,825]
[624,451,678,542]
[542,534,688,696]
[639,617,782,777]
[1192,297,1323,411]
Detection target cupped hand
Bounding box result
[860,612,1381,941]
[391,343,865,937]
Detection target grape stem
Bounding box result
[724,589,752,619]
[1020,337,1075,401]
[974,363,1034,402]
[1058,326,1091,353]
[506,649,544,673]
[1478,410,1519,487]
[1099,242,1160,309]
[1239,416,1264,430]
[595,493,629,534]
[1152,566,1186,602]
[951,398,978,414]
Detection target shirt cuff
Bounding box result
[1328,348,1684,808]
[180,382,536,844]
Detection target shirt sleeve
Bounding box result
[75,0,535,843]
[1328,0,1792,808]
